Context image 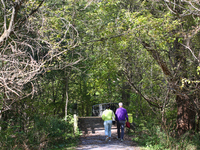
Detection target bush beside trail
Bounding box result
[0,115,79,150]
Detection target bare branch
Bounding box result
[0,5,15,43]
[180,43,200,64]
[0,0,83,113]
[164,0,200,17]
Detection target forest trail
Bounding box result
[76,126,141,150]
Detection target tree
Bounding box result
[163,0,200,135]
[124,0,200,136]
[0,0,82,114]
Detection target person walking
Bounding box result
[101,104,115,142]
[115,102,128,142]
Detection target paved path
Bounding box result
[76,127,141,150]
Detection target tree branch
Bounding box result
[137,38,172,76]
[123,71,163,109]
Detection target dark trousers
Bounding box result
[117,120,125,139]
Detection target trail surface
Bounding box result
[76,126,141,150]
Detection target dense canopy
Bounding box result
[0,0,200,149]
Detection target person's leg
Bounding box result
[119,121,125,140]
[104,121,109,141]
[108,120,112,140]
[117,121,120,139]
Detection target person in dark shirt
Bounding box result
[115,102,128,142]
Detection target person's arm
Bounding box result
[112,111,115,120]
[115,109,118,121]
[102,111,105,121]
[126,110,128,122]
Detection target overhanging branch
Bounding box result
[123,71,162,109]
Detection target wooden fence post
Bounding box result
[74,114,78,133]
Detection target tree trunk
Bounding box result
[122,82,131,106]
[65,75,69,121]
[176,95,196,136]
[196,111,200,132]
[140,39,198,136]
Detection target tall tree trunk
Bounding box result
[122,82,131,106]
[197,111,200,132]
[62,82,65,117]
[140,40,197,136]
[52,80,56,115]
[176,95,196,136]
[65,74,69,121]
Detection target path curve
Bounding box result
[76,127,141,150]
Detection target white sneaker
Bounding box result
[105,137,109,142]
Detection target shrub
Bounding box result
[133,121,200,150]
[0,115,79,150]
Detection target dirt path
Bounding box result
[76,126,141,150]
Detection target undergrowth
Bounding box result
[0,114,80,150]
[130,120,200,150]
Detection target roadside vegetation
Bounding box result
[0,115,79,149]
[1,0,200,149]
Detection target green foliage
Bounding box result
[197,66,200,75]
[0,115,79,150]
[1,0,200,149]
[133,122,200,150]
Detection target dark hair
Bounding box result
[106,104,110,109]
